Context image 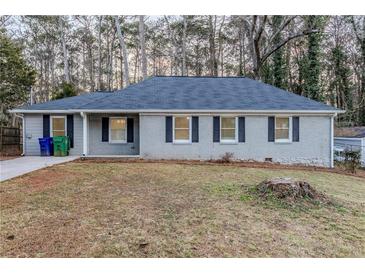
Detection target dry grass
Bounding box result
[1,162,364,257]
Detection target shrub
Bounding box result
[52,82,77,100]
[219,152,234,163]
[343,149,361,173]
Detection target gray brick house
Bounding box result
[11,76,344,167]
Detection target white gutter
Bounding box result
[14,113,25,156]
[334,137,363,140]
[9,109,79,114]
[9,108,345,115]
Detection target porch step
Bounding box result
[82,155,141,159]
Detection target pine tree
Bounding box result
[0,29,36,125]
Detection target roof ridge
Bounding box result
[153,75,246,79]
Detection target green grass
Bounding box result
[0,162,364,257]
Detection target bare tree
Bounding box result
[182,16,187,76]
[114,15,129,87]
[139,15,147,80]
[4,15,365,126]
[243,15,319,78]
[97,16,103,90]
[59,16,70,83]
[208,15,218,76]
[164,16,178,75]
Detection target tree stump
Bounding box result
[257,177,327,203]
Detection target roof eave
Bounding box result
[9,108,345,114]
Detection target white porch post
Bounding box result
[81,112,88,156]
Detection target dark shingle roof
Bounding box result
[18,91,110,110]
[16,76,341,112]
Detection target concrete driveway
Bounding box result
[0,156,79,182]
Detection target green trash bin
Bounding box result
[53,136,70,157]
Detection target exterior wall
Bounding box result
[87,113,139,155]
[140,114,332,167]
[334,137,365,166]
[24,113,83,156]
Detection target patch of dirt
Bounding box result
[256,177,330,204]
[19,167,77,193]
[0,167,78,209]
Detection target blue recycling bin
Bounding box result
[38,137,53,156]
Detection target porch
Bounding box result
[81,112,140,157]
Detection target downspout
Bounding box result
[80,112,88,156]
[15,113,25,156]
[330,114,337,168]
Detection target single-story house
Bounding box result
[334,127,365,166]
[10,76,344,167]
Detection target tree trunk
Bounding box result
[217,16,225,77]
[164,16,177,76]
[360,17,365,125]
[109,34,115,90]
[182,16,187,76]
[139,15,147,80]
[82,43,86,89]
[208,16,218,76]
[119,47,123,89]
[106,33,110,90]
[134,47,139,83]
[88,44,94,91]
[97,16,102,90]
[238,25,244,76]
[59,16,70,83]
[114,16,130,87]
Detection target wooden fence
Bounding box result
[0,126,22,156]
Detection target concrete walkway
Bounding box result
[0,156,79,182]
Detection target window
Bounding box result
[275,117,291,142]
[221,117,237,142]
[173,116,191,143]
[109,117,127,143]
[51,116,66,137]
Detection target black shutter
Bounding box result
[165,116,172,143]
[268,116,275,142]
[127,118,134,143]
[67,115,74,148]
[238,117,245,142]
[292,116,300,142]
[213,116,220,142]
[192,116,199,142]
[101,117,109,142]
[43,115,50,137]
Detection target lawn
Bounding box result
[0,161,364,257]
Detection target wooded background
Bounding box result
[1,15,364,126]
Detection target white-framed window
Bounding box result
[109,117,127,143]
[173,115,191,143]
[220,116,237,143]
[50,116,66,137]
[275,116,292,143]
